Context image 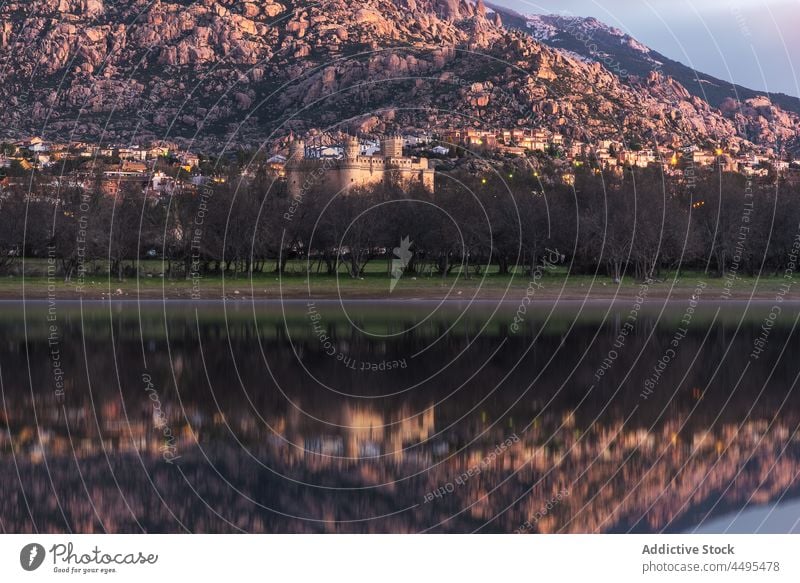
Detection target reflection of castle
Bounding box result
[286,135,435,196]
[343,405,436,461]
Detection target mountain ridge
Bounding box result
[487,3,800,116]
[0,0,796,154]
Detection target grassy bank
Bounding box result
[3,261,797,301]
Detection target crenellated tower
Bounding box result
[381,135,404,159]
[288,137,305,164]
[286,136,306,198]
[343,135,360,160]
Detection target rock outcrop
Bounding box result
[0,0,795,152]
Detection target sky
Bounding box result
[490,0,800,97]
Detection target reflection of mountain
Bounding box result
[2,303,800,533]
[691,498,800,534]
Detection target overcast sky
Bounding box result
[490,0,800,97]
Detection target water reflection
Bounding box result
[689,499,800,534]
[1,300,799,533]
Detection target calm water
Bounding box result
[2,298,800,533]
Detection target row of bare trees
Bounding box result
[2,164,799,281]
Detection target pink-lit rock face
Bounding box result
[0,0,797,151]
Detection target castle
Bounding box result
[285,135,434,197]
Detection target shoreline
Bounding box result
[3,279,799,303]
[4,298,800,306]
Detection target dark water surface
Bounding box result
[2,299,800,533]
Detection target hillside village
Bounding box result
[2,127,800,200]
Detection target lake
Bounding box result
[1,298,799,533]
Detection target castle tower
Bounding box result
[381,135,404,159]
[338,135,362,192]
[287,137,305,165]
[286,137,305,198]
[344,135,360,160]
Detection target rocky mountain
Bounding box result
[489,4,800,148]
[0,0,797,153]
